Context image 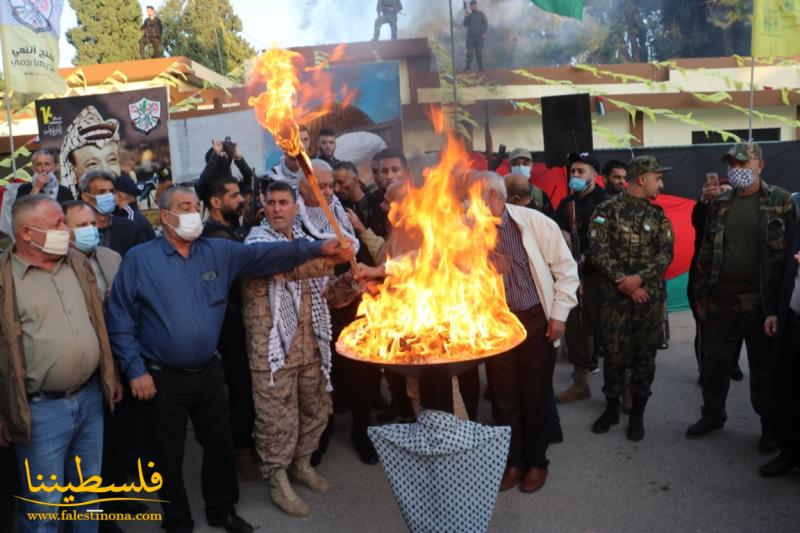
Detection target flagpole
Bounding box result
[448,0,459,131]
[747,54,756,142]
[3,92,17,177]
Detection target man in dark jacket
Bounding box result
[760,218,800,477]
[199,176,257,480]
[113,174,156,239]
[79,170,152,257]
[200,138,254,183]
[16,150,73,203]
[140,5,163,58]
[463,0,488,71]
[555,152,610,404]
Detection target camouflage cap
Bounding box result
[508,148,533,163]
[722,142,763,163]
[627,155,671,179]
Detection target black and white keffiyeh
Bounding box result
[245,220,333,390]
[266,156,305,189]
[297,195,360,254]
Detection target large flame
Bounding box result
[248,45,353,155]
[337,124,527,364]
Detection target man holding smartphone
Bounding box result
[688,143,797,454]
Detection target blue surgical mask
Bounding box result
[73,225,100,253]
[510,165,532,179]
[93,193,117,215]
[569,177,589,192]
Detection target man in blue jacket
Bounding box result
[105,186,351,532]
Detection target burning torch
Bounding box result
[249,47,357,271]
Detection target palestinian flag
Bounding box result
[469,140,800,313]
[530,0,585,21]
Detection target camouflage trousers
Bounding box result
[565,273,603,369]
[251,363,332,477]
[466,39,484,70]
[599,287,662,398]
[700,284,773,425]
[373,14,398,40]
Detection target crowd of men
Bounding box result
[0,128,798,533]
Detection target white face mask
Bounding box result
[167,211,203,241]
[29,226,71,256]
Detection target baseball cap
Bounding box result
[722,142,763,163]
[567,152,601,173]
[627,156,672,179]
[508,148,533,163]
[114,174,143,197]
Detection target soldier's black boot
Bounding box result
[591,396,620,434]
[626,395,648,442]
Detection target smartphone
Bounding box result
[705,172,719,187]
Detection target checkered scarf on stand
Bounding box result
[245,221,333,390]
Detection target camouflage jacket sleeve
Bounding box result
[636,209,674,285]
[272,257,332,283]
[240,277,271,371]
[692,198,719,304]
[764,193,799,315]
[587,202,626,284]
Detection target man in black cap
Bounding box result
[463,0,488,71]
[113,174,156,239]
[555,152,610,404]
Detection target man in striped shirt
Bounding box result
[480,171,579,494]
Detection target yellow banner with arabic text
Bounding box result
[0,0,67,94]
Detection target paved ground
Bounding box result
[136,311,799,532]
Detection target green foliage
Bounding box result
[159,0,255,74]
[65,0,142,64]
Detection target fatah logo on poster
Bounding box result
[9,0,53,33]
[128,98,162,135]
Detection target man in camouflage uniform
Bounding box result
[241,182,334,517]
[373,0,403,41]
[463,0,488,71]
[687,143,797,452]
[589,156,674,441]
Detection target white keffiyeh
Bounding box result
[297,195,360,254]
[245,220,333,390]
[266,156,305,189]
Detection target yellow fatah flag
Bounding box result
[752,0,800,57]
[0,0,67,94]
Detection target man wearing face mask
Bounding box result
[0,195,121,531]
[688,143,797,453]
[506,149,554,217]
[62,200,143,526]
[589,156,674,441]
[79,170,152,257]
[198,176,258,479]
[112,174,156,240]
[105,186,352,533]
[554,152,610,404]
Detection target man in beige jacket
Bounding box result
[479,172,579,494]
